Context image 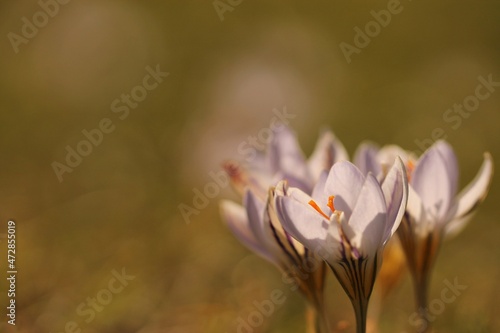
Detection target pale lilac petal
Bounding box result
[444,214,474,240]
[353,142,381,177]
[445,153,493,237]
[264,181,306,261]
[268,126,310,185]
[326,161,366,219]
[434,140,459,198]
[320,214,342,263]
[406,186,438,236]
[311,170,329,213]
[411,144,453,221]
[275,188,330,249]
[244,190,276,254]
[271,171,311,194]
[381,157,408,243]
[247,150,272,175]
[308,130,349,181]
[347,173,387,254]
[220,200,275,263]
[378,145,412,169]
[406,186,426,223]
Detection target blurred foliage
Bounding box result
[0,0,499,332]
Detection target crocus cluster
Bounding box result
[220,125,493,333]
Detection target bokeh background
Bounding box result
[0,0,499,332]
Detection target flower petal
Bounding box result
[267,185,307,260]
[244,190,277,255]
[353,141,381,177]
[381,157,408,244]
[268,126,310,189]
[311,170,330,213]
[271,171,311,194]
[434,140,459,199]
[347,173,387,255]
[274,184,331,249]
[220,200,275,263]
[308,130,349,182]
[326,161,366,220]
[378,145,412,170]
[445,152,494,238]
[411,142,454,221]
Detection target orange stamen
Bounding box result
[327,195,335,212]
[407,160,415,172]
[406,160,415,182]
[308,200,330,219]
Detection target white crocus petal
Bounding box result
[275,190,331,249]
[445,152,494,237]
[220,200,275,263]
[381,157,408,243]
[353,141,381,177]
[347,173,387,255]
[411,144,453,221]
[327,161,366,220]
[434,140,459,199]
[308,130,349,181]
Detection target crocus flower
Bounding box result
[353,143,413,300]
[273,159,408,333]
[223,126,348,197]
[356,140,494,332]
[220,126,347,333]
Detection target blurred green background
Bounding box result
[0,0,499,332]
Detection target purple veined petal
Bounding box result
[434,140,459,199]
[411,143,454,221]
[353,141,381,177]
[381,157,408,244]
[346,173,387,255]
[326,161,366,220]
[445,152,493,237]
[220,200,276,264]
[274,186,330,250]
[308,130,349,182]
[268,126,310,183]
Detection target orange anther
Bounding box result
[308,200,330,219]
[327,195,335,212]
